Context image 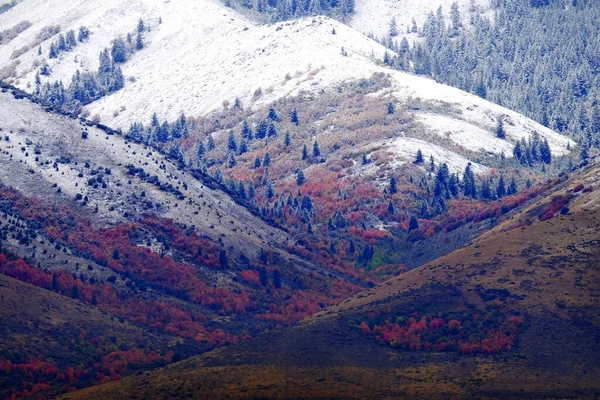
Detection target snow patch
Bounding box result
[383,136,489,175]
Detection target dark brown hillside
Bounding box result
[64,161,600,399]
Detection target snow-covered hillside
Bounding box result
[350,0,491,39]
[0,0,572,171]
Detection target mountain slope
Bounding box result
[64,160,600,399]
[350,0,491,38]
[0,0,571,162]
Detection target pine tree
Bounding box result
[389,177,398,194]
[263,152,271,166]
[267,121,278,137]
[389,17,398,37]
[259,267,269,286]
[254,156,262,168]
[268,106,279,121]
[414,149,424,164]
[284,131,291,146]
[227,131,238,151]
[462,162,477,198]
[496,117,506,139]
[136,32,144,50]
[256,120,268,139]
[49,43,57,58]
[241,120,253,140]
[272,269,281,289]
[408,215,419,232]
[111,38,127,63]
[312,140,320,157]
[508,177,518,195]
[71,284,79,299]
[297,170,305,186]
[496,175,506,198]
[78,26,89,42]
[265,181,275,199]
[227,153,237,168]
[388,201,395,214]
[138,18,145,32]
[540,138,552,164]
[387,102,395,114]
[290,108,299,125]
[302,144,308,160]
[219,249,229,268]
[429,155,435,172]
[239,139,248,154]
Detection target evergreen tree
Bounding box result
[496,117,506,139]
[414,149,424,164]
[387,102,395,114]
[540,138,552,164]
[227,153,237,168]
[265,181,275,199]
[136,32,144,50]
[239,139,248,154]
[297,170,305,186]
[268,106,279,121]
[389,177,398,194]
[496,175,506,198]
[267,121,278,137]
[508,177,518,196]
[227,131,238,151]
[256,120,268,139]
[254,156,262,169]
[111,38,127,63]
[241,120,253,140]
[302,144,308,160]
[219,249,229,268]
[259,267,268,286]
[71,284,79,299]
[312,140,320,157]
[408,215,419,232]
[388,201,395,214]
[138,18,145,32]
[429,155,435,172]
[263,152,271,166]
[284,131,291,146]
[462,162,477,198]
[389,17,398,37]
[272,269,281,289]
[290,108,299,125]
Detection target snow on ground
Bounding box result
[386,70,575,156]
[383,136,489,175]
[0,0,573,161]
[416,113,514,156]
[349,0,491,39]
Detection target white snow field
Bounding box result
[0,0,572,162]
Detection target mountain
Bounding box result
[0,0,567,153]
[350,0,491,39]
[62,158,600,399]
[0,0,591,398]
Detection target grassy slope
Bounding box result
[0,273,199,397]
[64,160,600,399]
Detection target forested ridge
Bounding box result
[380,0,600,158]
